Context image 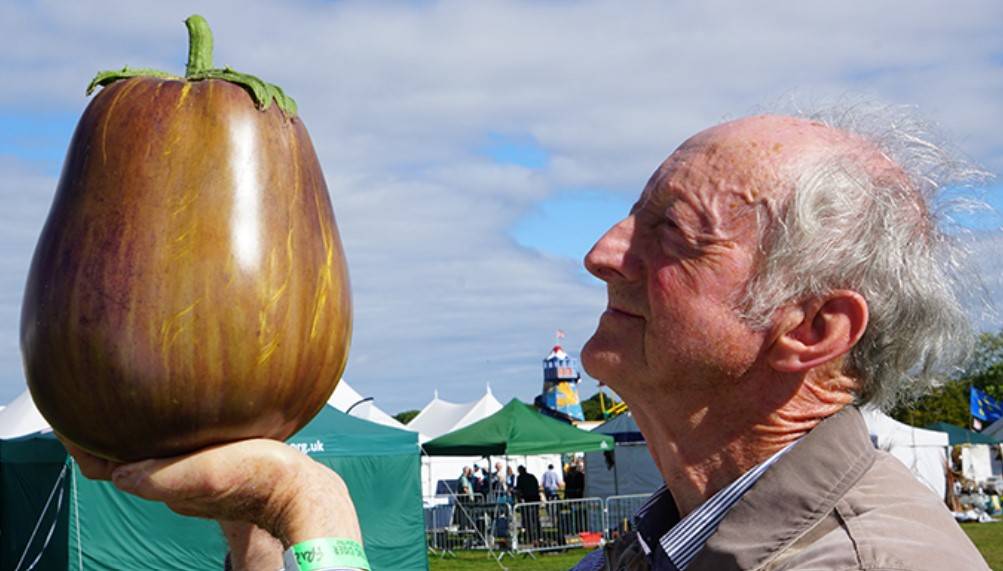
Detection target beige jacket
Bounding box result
[601,407,989,571]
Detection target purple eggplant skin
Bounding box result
[21,77,351,462]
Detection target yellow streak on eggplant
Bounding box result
[257,338,279,366]
[171,186,203,216]
[253,240,295,366]
[168,219,198,262]
[256,250,284,367]
[172,228,193,243]
[271,229,295,303]
[175,82,192,112]
[168,181,203,262]
[255,125,297,369]
[256,125,299,366]
[309,193,334,340]
[100,79,142,165]
[162,132,183,158]
[257,241,293,367]
[159,299,201,368]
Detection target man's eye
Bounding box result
[657,221,681,245]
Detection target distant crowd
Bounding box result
[456,460,585,503]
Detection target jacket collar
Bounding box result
[688,405,876,571]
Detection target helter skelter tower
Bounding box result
[534,330,585,422]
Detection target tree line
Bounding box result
[890,331,1003,428]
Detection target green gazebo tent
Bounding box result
[422,399,614,456]
[925,422,1002,446]
[1,405,427,570]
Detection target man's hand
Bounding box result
[60,437,362,549]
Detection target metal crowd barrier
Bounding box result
[511,498,606,555]
[425,493,656,556]
[604,493,651,539]
[423,492,485,505]
[424,498,513,556]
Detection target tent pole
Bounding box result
[613,449,619,496]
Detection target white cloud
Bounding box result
[0,0,1000,412]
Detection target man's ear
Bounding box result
[767,290,868,374]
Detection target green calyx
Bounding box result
[86,14,297,116]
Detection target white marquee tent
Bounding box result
[983,416,1003,440]
[0,389,51,439]
[407,386,503,443]
[327,379,410,432]
[408,387,504,497]
[981,418,1003,477]
[0,379,405,441]
[861,407,949,499]
[406,387,564,498]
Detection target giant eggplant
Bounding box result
[20,16,351,462]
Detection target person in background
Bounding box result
[457,466,474,502]
[505,465,516,495]
[470,463,483,497]
[491,461,507,496]
[563,459,588,536]
[564,460,585,500]
[542,463,561,500]
[479,465,492,496]
[515,465,542,544]
[515,465,541,503]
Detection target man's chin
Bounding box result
[581,335,623,384]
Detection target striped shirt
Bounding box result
[571,443,797,571]
[634,442,796,570]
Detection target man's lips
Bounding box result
[606,305,643,319]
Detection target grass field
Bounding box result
[963,522,1003,570]
[428,523,1003,570]
[429,549,587,570]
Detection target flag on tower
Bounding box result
[970,386,1003,423]
[556,329,566,339]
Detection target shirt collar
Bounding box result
[660,442,796,569]
[691,406,876,571]
[633,442,797,570]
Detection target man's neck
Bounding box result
[626,371,855,517]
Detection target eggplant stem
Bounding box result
[86,14,298,116]
[184,15,214,77]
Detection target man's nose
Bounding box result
[584,215,640,282]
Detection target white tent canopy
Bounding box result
[0,389,51,439]
[983,416,1003,440]
[407,386,502,442]
[327,379,409,432]
[861,407,949,499]
[408,386,553,498]
[0,379,407,441]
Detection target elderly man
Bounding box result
[69,110,990,571]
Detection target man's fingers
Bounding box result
[57,435,121,480]
[111,456,213,502]
[108,440,292,525]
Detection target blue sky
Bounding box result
[0,112,75,174]
[1,1,1001,415]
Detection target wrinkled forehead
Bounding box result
[646,117,835,196]
[642,138,783,210]
[640,115,901,218]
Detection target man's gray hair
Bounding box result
[740,102,992,409]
